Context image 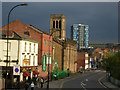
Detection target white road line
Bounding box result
[85,79,88,81]
[81,81,87,90]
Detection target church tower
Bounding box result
[50,14,65,40]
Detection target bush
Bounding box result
[102,52,120,80]
[51,70,69,80]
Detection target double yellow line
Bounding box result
[60,74,86,88]
[98,75,110,89]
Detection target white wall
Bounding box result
[19,40,38,66]
[0,39,38,67]
[0,40,19,66]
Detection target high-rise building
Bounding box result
[50,14,65,40]
[71,24,89,51]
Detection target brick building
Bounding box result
[1,20,52,79]
[77,52,85,71]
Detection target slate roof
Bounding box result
[0,31,39,43]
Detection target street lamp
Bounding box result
[5,3,28,90]
[47,30,60,89]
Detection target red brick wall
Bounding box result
[1,20,53,73]
[77,52,85,71]
[1,20,41,65]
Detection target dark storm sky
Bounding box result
[2,2,118,43]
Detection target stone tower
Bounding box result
[50,14,65,40]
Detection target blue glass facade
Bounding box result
[71,24,89,50]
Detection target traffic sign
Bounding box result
[13,64,20,75]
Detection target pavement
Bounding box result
[100,75,120,90]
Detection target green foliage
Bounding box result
[51,70,69,79]
[102,52,120,80]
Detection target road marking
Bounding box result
[60,74,86,88]
[59,71,101,88]
[98,75,108,88]
[81,81,86,86]
[81,81,87,90]
[85,79,88,81]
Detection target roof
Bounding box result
[65,38,77,45]
[28,24,50,35]
[53,38,65,46]
[0,31,39,43]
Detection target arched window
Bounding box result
[56,21,58,28]
[53,21,55,28]
[59,20,61,29]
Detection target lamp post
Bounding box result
[5,3,28,90]
[47,30,60,89]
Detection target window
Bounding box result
[47,41,48,46]
[29,43,31,52]
[33,56,35,66]
[34,44,35,52]
[50,41,51,47]
[56,21,58,28]
[29,55,31,65]
[53,21,55,28]
[4,42,11,51]
[24,55,26,59]
[59,20,61,29]
[4,55,10,61]
[25,42,27,52]
[44,39,46,46]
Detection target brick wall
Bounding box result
[77,52,85,71]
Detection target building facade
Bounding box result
[0,31,38,85]
[77,52,85,71]
[50,14,78,73]
[63,39,77,73]
[52,38,64,71]
[0,20,53,79]
[71,24,89,50]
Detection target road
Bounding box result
[4,70,110,90]
[48,70,107,89]
[61,70,106,89]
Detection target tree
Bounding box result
[102,52,120,80]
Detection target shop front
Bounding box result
[20,66,39,82]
